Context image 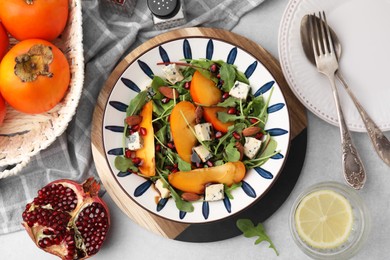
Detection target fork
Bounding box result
[309,12,366,189]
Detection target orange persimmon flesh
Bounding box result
[170,101,197,163]
[168,161,246,194]
[190,70,221,106]
[203,107,234,133]
[135,101,155,177]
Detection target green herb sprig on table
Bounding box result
[236,219,279,256]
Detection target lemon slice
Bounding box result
[295,189,353,249]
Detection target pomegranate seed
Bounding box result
[250,118,259,124]
[215,131,223,139]
[161,97,170,104]
[130,151,136,158]
[171,168,179,173]
[137,159,144,166]
[139,127,147,136]
[209,64,218,73]
[195,162,203,168]
[124,149,132,158]
[222,92,229,100]
[232,131,241,140]
[255,132,264,140]
[155,144,161,152]
[131,158,140,165]
[131,124,140,131]
[184,81,191,89]
[206,161,214,167]
[217,73,221,79]
[227,107,237,114]
[167,142,175,150]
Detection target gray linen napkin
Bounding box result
[0,0,265,234]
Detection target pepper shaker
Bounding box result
[147,0,187,30]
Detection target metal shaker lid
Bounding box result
[147,0,181,19]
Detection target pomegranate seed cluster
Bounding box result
[34,184,78,211]
[75,202,109,256]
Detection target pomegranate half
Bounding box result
[22,178,110,260]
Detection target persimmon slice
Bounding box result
[190,70,221,106]
[170,101,197,163]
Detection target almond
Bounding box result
[242,126,261,137]
[181,192,201,202]
[235,142,244,160]
[125,115,143,126]
[159,86,179,99]
[195,106,203,124]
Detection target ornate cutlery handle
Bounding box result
[336,71,390,167]
[328,73,366,189]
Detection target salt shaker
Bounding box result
[147,0,187,30]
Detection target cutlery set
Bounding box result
[300,12,390,189]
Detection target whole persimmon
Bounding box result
[0,22,9,61]
[0,0,69,41]
[0,39,70,114]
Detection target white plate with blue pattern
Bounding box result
[101,32,291,223]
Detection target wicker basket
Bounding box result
[0,0,84,179]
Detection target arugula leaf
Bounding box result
[224,182,242,199]
[219,62,236,92]
[150,76,167,99]
[236,219,279,256]
[214,123,247,153]
[175,154,192,172]
[169,186,194,212]
[259,135,277,158]
[181,66,196,79]
[217,96,240,108]
[213,160,225,166]
[126,90,148,116]
[224,142,240,162]
[246,96,265,117]
[155,125,167,144]
[114,156,138,173]
[236,69,250,84]
[217,111,245,123]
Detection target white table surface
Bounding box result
[1,0,390,259]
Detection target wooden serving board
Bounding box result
[91,27,307,242]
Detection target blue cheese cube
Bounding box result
[205,184,225,201]
[127,132,143,151]
[244,137,262,159]
[193,145,212,162]
[155,179,170,199]
[229,81,250,100]
[194,123,213,141]
[162,64,184,84]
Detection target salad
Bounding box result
[114,58,279,213]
